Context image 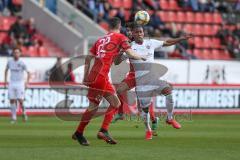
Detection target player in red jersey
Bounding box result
[112,23,159,136]
[72,17,146,146]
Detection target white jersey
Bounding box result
[7,59,27,85]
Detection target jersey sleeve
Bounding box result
[151,39,164,49]
[119,34,131,51]
[89,42,97,55]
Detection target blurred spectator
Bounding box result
[8,16,28,40]
[178,0,189,10]
[232,23,240,39]
[116,7,125,26]
[236,0,240,11]
[216,24,230,45]
[189,0,199,11]
[148,11,164,30]
[48,57,64,82]
[199,0,216,12]
[64,63,75,82]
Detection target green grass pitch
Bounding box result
[0,115,240,160]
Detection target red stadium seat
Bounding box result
[186,12,194,23]
[124,10,131,21]
[194,37,204,48]
[160,0,168,10]
[202,49,211,59]
[212,38,221,49]
[211,49,221,59]
[122,0,132,9]
[183,24,194,33]
[194,24,203,36]
[39,47,49,57]
[175,23,183,31]
[167,11,177,22]
[212,25,220,35]
[203,37,212,48]
[193,49,203,59]
[21,46,28,56]
[176,12,185,23]
[195,12,204,23]
[109,0,122,8]
[169,0,180,10]
[213,12,222,24]
[0,33,7,43]
[28,46,38,57]
[203,24,212,36]
[204,13,213,24]
[157,11,168,22]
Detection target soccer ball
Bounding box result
[134,10,150,25]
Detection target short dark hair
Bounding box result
[132,23,143,31]
[108,17,121,29]
[13,47,21,52]
[125,22,134,29]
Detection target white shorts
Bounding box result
[8,83,25,100]
[135,80,170,108]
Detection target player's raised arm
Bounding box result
[125,48,146,61]
[163,33,194,47]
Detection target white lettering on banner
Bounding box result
[0,89,9,107]
[155,90,198,108]
[199,90,239,108]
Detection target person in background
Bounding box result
[64,63,75,82]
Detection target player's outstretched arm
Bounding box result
[125,48,146,61]
[163,33,194,47]
[114,52,128,65]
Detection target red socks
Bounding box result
[101,106,118,131]
[76,107,98,134]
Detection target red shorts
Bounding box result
[122,72,136,89]
[87,73,115,105]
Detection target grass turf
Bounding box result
[0,115,240,160]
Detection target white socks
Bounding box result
[10,103,17,121]
[141,111,151,131]
[166,94,174,120]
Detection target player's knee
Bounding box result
[161,86,172,95]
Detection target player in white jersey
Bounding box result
[4,48,30,123]
[115,24,193,139]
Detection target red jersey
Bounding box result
[89,32,131,77]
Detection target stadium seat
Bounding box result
[204,13,213,24]
[167,11,177,22]
[0,33,7,43]
[213,12,222,24]
[203,37,212,48]
[186,12,194,23]
[157,11,168,22]
[175,23,183,31]
[202,49,211,59]
[212,38,221,49]
[169,0,180,10]
[212,49,221,59]
[21,46,28,56]
[195,12,204,23]
[194,24,203,36]
[176,12,185,23]
[212,25,220,35]
[183,24,194,33]
[122,0,133,9]
[194,37,204,48]
[109,0,122,8]
[160,0,168,10]
[124,10,131,21]
[193,49,203,59]
[203,24,212,36]
[28,46,38,57]
[39,47,49,57]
